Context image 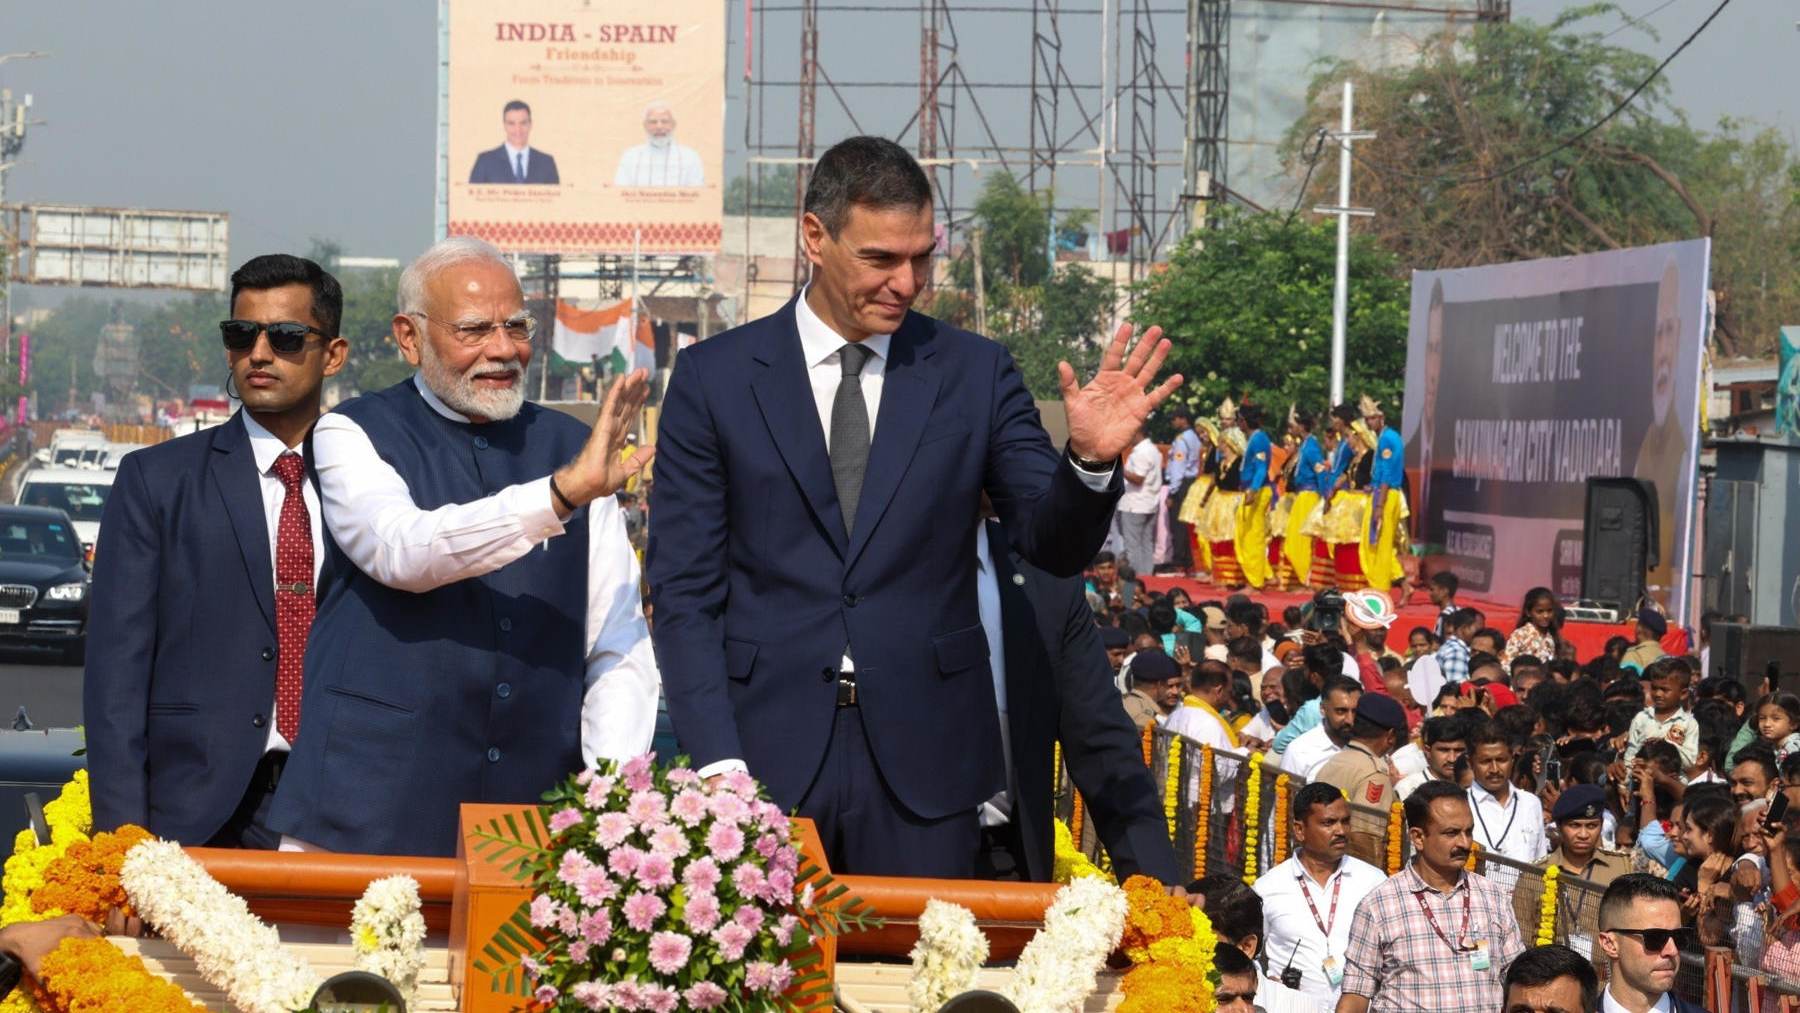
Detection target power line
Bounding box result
[1285,128,1329,224]
[1600,0,1685,41]
[1350,0,1730,188]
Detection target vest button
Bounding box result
[499,617,513,632]
[496,682,512,699]
[261,647,275,661]
[474,436,490,450]
[251,714,266,728]
[486,746,502,763]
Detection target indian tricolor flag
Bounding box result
[552,298,655,374]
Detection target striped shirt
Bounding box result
[1341,864,1525,1013]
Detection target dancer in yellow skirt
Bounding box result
[1233,402,1273,590]
[1322,417,1376,590]
[1276,407,1328,589]
[1177,418,1220,575]
[1359,394,1410,593]
[1203,406,1247,587]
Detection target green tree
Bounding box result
[995,264,1114,399]
[1130,207,1409,419]
[1284,8,1800,355]
[724,164,801,216]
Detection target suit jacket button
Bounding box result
[821,668,835,682]
[261,647,275,661]
[474,436,490,450]
[842,594,857,607]
[252,714,266,728]
[496,682,512,699]
[499,617,513,632]
[486,747,502,763]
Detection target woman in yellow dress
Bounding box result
[1320,421,1377,590]
[1204,419,1249,588]
[1267,407,1303,590]
[1178,417,1220,575]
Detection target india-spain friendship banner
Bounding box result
[1400,239,1711,617]
[443,0,725,254]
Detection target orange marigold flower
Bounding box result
[32,824,153,923]
[33,936,208,1013]
[1118,962,1211,1013]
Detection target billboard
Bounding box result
[5,204,228,291]
[444,0,725,255]
[1401,239,1711,617]
[1778,326,1800,441]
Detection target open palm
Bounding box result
[1058,323,1182,463]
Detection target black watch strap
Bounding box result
[1067,446,1115,472]
[0,951,21,1000]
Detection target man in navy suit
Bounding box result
[86,255,349,846]
[976,516,1179,885]
[468,100,560,185]
[648,136,1181,877]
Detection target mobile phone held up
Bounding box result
[1765,792,1792,834]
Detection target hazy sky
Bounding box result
[2,0,1788,313]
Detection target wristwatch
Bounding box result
[1066,446,1116,472]
[0,951,20,999]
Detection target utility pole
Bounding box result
[1312,80,1374,406]
[0,54,47,372]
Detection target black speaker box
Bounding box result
[1581,478,1660,609]
[1712,623,1800,696]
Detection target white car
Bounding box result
[99,443,146,470]
[14,468,115,562]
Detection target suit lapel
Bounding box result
[211,413,277,635]
[846,313,940,567]
[750,298,848,556]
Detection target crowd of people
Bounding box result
[1116,393,1409,597]
[1096,560,1798,1010]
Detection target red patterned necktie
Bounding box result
[271,452,314,742]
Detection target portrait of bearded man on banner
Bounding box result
[1632,257,1685,592]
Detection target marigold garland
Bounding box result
[1052,819,1112,884]
[1164,738,1185,841]
[1466,840,1483,872]
[1142,723,1156,767]
[1118,875,1219,1013]
[1536,865,1560,946]
[1271,774,1292,866]
[1191,744,1213,878]
[1385,802,1404,875]
[1,771,93,1013]
[1069,788,1086,848]
[32,824,152,923]
[1241,754,1264,885]
[31,936,207,1013]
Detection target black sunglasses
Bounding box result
[220,319,330,353]
[1608,926,1698,952]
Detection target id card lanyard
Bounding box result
[1414,883,1474,953]
[1299,869,1343,943]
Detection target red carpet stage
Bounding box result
[1135,575,1687,662]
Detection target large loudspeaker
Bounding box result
[1712,623,1800,696]
[1581,478,1660,608]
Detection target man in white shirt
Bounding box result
[1165,660,1241,807]
[263,237,661,856]
[1466,719,1548,889]
[1395,714,1468,800]
[1595,874,1708,1013]
[613,101,706,187]
[1254,782,1385,1010]
[1280,676,1362,780]
[1116,424,1162,574]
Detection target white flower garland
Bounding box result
[907,899,988,1012]
[1000,877,1128,1013]
[119,839,322,1013]
[350,874,427,1006]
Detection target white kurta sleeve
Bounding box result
[580,496,661,764]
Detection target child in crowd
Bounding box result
[1502,586,1562,670]
[1624,657,1699,767]
[1756,692,1800,764]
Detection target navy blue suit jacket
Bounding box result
[85,413,290,844]
[647,296,1120,820]
[990,520,1179,885]
[468,146,560,184]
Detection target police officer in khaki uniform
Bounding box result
[1514,784,1628,944]
[1312,694,1408,865]
[1121,648,1186,731]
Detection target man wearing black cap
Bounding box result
[1100,626,1131,688]
[1122,648,1185,731]
[1515,784,1627,955]
[1313,693,1408,862]
[1622,609,1668,674]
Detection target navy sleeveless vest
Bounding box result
[268,379,591,856]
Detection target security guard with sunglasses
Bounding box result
[86,254,349,847]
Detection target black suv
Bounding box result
[0,505,89,664]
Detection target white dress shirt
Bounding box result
[309,374,661,765]
[1280,724,1342,780]
[1165,702,1239,811]
[1391,741,1427,780]
[1118,437,1163,513]
[239,412,323,756]
[1254,854,1387,1002]
[1468,781,1548,889]
[613,141,705,187]
[1601,984,1673,1013]
[504,142,529,180]
[974,524,1016,827]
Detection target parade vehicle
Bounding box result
[0,504,90,663]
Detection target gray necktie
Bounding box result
[514,152,525,182]
[830,343,874,537]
